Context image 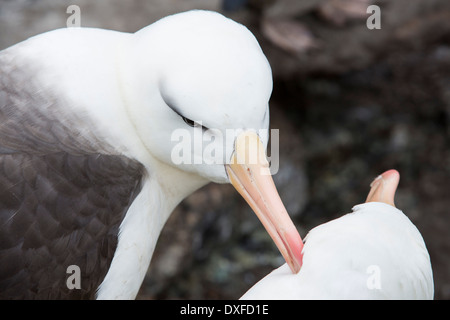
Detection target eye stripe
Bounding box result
[179,114,210,130]
[162,95,209,130]
[182,116,209,130]
[182,116,196,127]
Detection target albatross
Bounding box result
[0,10,303,299]
[240,170,434,299]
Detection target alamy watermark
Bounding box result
[366,265,382,290]
[66,265,81,290]
[170,126,280,175]
[66,5,81,28]
[367,5,381,30]
[66,4,381,30]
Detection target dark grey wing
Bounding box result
[0,51,145,299]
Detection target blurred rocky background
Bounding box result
[0,0,449,299]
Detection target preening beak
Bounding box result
[225,131,303,273]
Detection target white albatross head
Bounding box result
[119,10,303,273]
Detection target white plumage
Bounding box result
[0,10,303,299]
[241,171,434,300]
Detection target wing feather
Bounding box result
[0,50,145,299]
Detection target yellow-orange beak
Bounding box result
[365,169,400,207]
[225,131,303,273]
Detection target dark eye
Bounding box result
[182,116,196,127]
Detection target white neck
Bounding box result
[96,158,207,299]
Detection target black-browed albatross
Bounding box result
[0,10,303,299]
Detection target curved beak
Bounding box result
[225,131,303,273]
[365,169,400,207]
